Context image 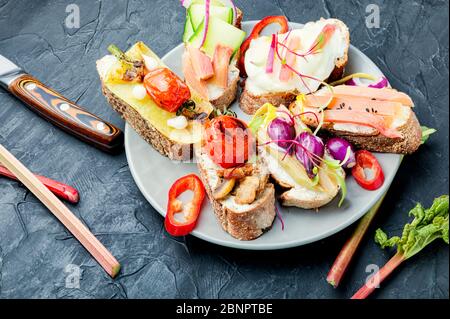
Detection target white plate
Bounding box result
[125,21,401,250]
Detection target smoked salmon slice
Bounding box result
[301,107,403,139]
[328,85,414,106]
[182,51,209,100]
[303,95,404,117]
[186,46,214,81]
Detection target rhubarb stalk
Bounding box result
[327,193,386,288]
[351,195,449,299]
[352,252,405,299]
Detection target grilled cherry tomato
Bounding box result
[144,67,191,113]
[204,116,254,169]
[238,16,289,77]
[352,150,385,191]
[165,174,206,237]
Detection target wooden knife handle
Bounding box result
[9,74,124,154]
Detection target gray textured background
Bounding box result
[0,0,448,299]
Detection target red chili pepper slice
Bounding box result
[351,150,385,191]
[238,16,289,77]
[164,174,206,237]
[203,116,254,169]
[144,67,191,113]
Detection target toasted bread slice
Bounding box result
[100,83,192,161]
[97,43,212,161]
[208,60,240,111]
[259,147,340,209]
[240,18,350,115]
[290,86,423,154]
[195,146,276,241]
[183,9,243,112]
[323,111,422,154]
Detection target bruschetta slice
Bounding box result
[290,85,422,154]
[251,104,345,209]
[97,42,213,161]
[240,18,350,114]
[182,2,245,111]
[195,115,276,240]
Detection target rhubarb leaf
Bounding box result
[375,195,449,260]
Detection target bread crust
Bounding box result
[239,83,297,115]
[239,18,350,115]
[101,84,193,161]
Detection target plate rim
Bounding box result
[125,20,401,250]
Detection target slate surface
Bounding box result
[0,0,448,299]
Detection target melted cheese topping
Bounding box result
[245,19,347,95]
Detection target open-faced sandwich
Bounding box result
[181,0,245,111]
[250,104,346,209]
[97,42,213,161]
[290,84,422,154]
[195,115,276,240]
[239,17,350,114]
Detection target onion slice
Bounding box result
[199,0,211,48]
[266,34,276,74]
[346,76,389,89]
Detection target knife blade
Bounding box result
[0,54,124,154]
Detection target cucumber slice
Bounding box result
[188,17,246,57]
[188,4,233,31]
[192,0,225,7]
[182,17,195,42]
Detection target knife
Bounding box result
[0,54,124,154]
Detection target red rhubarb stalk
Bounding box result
[327,194,386,287]
[0,164,80,204]
[351,252,405,299]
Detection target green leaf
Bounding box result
[420,126,437,145]
[375,195,449,259]
[248,103,277,135]
[375,229,400,249]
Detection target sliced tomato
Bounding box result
[352,150,385,191]
[238,16,289,77]
[165,174,206,237]
[143,67,191,113]
[211,44,234,89]
[204,116,254,169]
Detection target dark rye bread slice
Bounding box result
[324,110,422,154]
[239,18,350,115]
[195,148,276,241]
[101,84,192,161]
